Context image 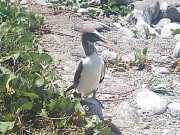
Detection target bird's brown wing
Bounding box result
[73,61,83,87]
[99,62,105,83]
[67,61,83,91]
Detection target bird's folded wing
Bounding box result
[66,61,83,91]
[73,61,83,88]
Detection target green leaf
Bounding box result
[74,99,84,113]
[21,52,53,65]
[38,53,53,64]
[0,67,11,74]
[20,101,33,110]
[20,91,39,100]
[0,56,12,63]
[0,22,10,35]
[0,74,10,86]
[0,121,15,135]
[35,77,44,87]
[38,109,48,117]
[85,115,100,128]
[31,63,42,72]
[172,28,180,35]
[47,97,74,113]
[0,53,20,63]
[111,5,120,13]
[88,8,97,17]
[142,47,148,55]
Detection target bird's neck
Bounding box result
[82,34,97,56]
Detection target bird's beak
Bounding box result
[93,30,107,43]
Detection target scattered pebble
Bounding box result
[152,66,170,75]
[77,8,88,15]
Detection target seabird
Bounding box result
[67,24,106,99]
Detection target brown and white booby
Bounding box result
[67,24,106,99]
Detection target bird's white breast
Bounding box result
[77,53,103,97]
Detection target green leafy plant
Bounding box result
[132,47,148,70]
[103,0,133,16]
[50,0,132,17]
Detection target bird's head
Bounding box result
[73,22,109,56]
[74,23,107,43]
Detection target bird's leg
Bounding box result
[92,89,97,99]
[92,89,104,109]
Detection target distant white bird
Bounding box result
[67,24,106,99]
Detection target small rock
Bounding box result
[101,50,117,62]
[154,18,171,33]
[132,0,160,24]
[112,101,139,128]
[152,66,170,75]
[77,8,88,15]
[161,22,180,38]
[81,98,103,119]
[113,23,122,29]
[144,0,160,24]
[173,42,180,58]
[167,6,180,22]
[134,88,169,114]
[156,18,171,27]
[168,102,180,119]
